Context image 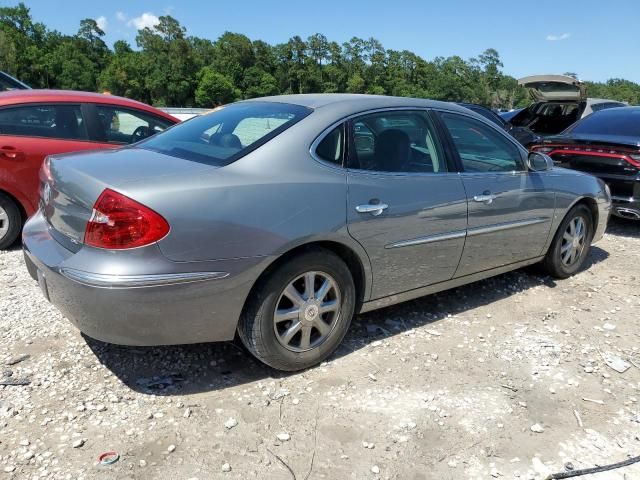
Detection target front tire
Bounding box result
[0,193,22,250]
[542,204,593,279]
[238,249,356,371]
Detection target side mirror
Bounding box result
[527,151,553,172]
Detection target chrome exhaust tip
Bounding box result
[616,207,640,220]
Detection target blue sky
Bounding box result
[14,0,640,83]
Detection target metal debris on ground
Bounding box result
[0,378,30,386]
[604,354,631,373]
[98,451,120,465]
[544,453,640,479]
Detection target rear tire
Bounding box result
[238,248,356,371]
[542,204,593,279]
[0,192,22,250]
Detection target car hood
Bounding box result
[518,75,586,102]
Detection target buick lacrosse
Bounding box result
[23,94,611,371]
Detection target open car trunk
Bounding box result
[518,75,586,102]
[511,75,587,136]
[509,101,583,135]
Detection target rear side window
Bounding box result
[315,126,344,165]
[591,102,625,112]
[140,102,311,165]
[96,106,173,144]
[348,110,447,173]
[568,108,640,136]
[441,112,523,172]
[0,104,87,140]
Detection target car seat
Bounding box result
[373,129,411,172]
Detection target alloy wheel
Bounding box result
[0,206,9,241]
[560,216,586,266]
[273,271,341,352]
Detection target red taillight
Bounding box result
[531,144,640,167]
[84,189,170,249]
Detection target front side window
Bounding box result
[441,112,523,173]
[140,101,311,165]
[0,104,87,140]
[348,110,447,173]
[96,106,173,144]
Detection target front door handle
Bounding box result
[0,146,22,160]
[355,203,388,216]
[473,191,497,204]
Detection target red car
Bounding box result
[0,90,178,248]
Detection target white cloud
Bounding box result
[115,11,127,22]
[546,32,571,41]
[127,12,160,30]
[95,16,107,32]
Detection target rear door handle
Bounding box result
[355,203,388,216]
[473,192,497,204]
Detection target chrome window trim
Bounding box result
[60,268,229,288]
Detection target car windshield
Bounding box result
[568,108,640,137]
[140,101,311,165]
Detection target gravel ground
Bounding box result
[1,218,639,480]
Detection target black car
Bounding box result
[531,106,640,220]
[0,71,30,92]
[458,103,540,147]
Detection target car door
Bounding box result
[345,109,467,300]
[0,103,106,214]
[437,111,556,277]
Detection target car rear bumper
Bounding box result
[611,195,640,220]
[22,211,265,346]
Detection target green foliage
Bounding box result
[195,67,240,106]
[2,3,639,108]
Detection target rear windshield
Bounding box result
[568,108,640,137]
[140,101,311,165]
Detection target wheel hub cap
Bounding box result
[0,206,9,240]
[273,271,341,352]
[560,216,586,267]
[303,303,319,322]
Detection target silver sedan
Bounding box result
[23,94,611,371]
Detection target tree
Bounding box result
[242,66,278,98]
[3,7,640,110]
[195,67,239,106]
[135,15,197,106]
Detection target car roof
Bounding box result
[586,98,627,105]
[0,89,178,122]
[246,93,471,115]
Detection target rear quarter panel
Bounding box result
[540,167,610,251]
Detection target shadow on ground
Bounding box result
[606,216,639,239]
[86,246,610,396]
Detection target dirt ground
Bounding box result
[1,217,639,480]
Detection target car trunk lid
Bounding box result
[42,147,214,245]
[536,134,640,178]
[518,75,586,101]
